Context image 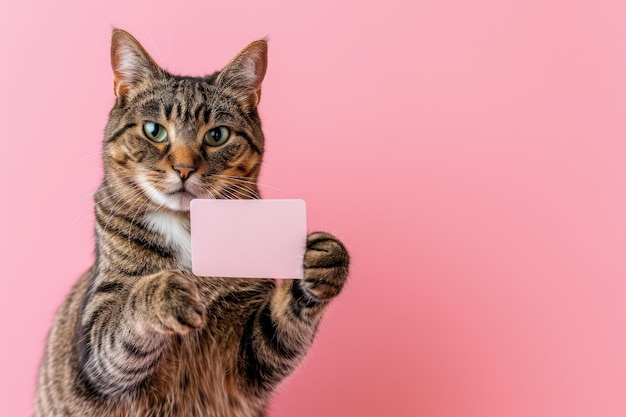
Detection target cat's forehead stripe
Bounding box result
[130,80,243,126]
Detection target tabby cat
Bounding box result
[35,29,349,417]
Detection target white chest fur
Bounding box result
[144,211,192,270]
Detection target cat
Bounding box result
[35,29,349,417]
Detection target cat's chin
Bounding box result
[163,191,196,212]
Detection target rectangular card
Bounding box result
[190,199,306,279]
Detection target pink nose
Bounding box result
[173,164,196,180]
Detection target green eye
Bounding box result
[143,122,168,143]
[204,126,231,147]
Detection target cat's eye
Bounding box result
[143,122,169,143]
[204,126,231,147]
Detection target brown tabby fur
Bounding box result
[35,30,349,417]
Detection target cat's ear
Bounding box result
[110,29,162,97]
[216,40,268,108]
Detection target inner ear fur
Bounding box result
[216,40,268,108]
[111,29,163,97]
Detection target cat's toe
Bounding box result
[302,232,349,301]
[153,273,205,335]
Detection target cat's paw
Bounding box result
[302,232,349,301]
[147,272,205,335]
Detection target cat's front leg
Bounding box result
[78,270,204,397]
[238,232,349,394]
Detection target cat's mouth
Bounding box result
[167,188,196,198]
[166,180,200,197]
[138,174,201,212]
[163,187,197,211]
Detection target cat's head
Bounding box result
[102,29,267,212]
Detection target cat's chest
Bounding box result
[144,211,192,270]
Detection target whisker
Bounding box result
[220,188,240,200]
[99,185,146,234]
[79,151,104,161]
[59,207,94,241]
[223,183,260,199]
[58,176,140,238]
[55,190,98,224]
[209,174,293,196]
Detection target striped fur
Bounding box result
[35,30,349,417]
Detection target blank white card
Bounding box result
[190,199,306,279]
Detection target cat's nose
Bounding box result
[173,164,196,181]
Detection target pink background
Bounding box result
[2,0,626,416]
